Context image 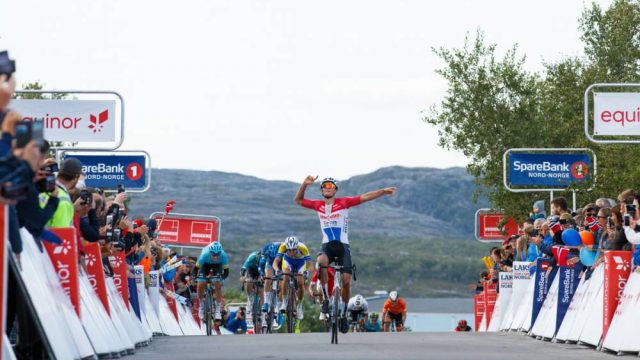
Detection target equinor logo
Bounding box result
[89,109,108,133]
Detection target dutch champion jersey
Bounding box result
[301,196,362,244]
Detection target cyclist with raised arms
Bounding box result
[260,242,282,313]
[272,236,315,320]
[295,176,396,333]
[196,242,229,321]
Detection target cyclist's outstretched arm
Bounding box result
[360,187,397,204]
[294,175,317,205]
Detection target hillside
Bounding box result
[128,166,492,296]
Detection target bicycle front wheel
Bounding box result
[286,293,295,333]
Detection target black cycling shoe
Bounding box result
[321,299,329,314]
[340,316,349,333]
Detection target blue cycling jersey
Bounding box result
[196,244,229,268]
[259,242,281,276]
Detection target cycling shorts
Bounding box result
[349,309,367,323]
[197,263,223,283]
[264,255,278,272]
[319,241,352,274]
[283,256,306,274]
[386,312,404,327]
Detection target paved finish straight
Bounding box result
[131,332,614,360]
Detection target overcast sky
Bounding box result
[0,0,612,182]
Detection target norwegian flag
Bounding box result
[550,221,562,234]
[586,217,601,232]
[552,246,570,267]
[165,200,176,214]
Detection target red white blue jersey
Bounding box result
[301,196,362,244]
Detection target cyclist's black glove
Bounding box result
[222,268,229,280]
[240,268,247,277]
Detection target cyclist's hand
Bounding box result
[383,187,397,196]
[303,175,317,185]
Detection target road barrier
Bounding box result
[476,250,640,356]
[2,208,206,358]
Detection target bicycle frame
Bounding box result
[201,275,223,336]
[281,272,299,334]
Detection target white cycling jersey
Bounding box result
[347,297,369,313]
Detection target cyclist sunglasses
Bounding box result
[321,183,336,190]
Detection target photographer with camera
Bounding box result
[224,306,248,334]
[73,189,100,242]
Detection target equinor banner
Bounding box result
[10,99,116,142]
[593,92,640,135]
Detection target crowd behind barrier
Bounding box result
[0,54,213,359]
[474,194,640,355]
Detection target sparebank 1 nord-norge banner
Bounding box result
[508,153,591,187]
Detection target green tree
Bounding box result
[424,0,640,220]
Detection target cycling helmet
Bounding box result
[370,312,379,318]
[458,319,467,327]
[354,295,364,309]
[320,177,338,190]
[389,291,398,301]
[209,242,223,255]
[284,236,299,250]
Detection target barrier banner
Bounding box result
[109,252,129,310]
[134,265,146,316]
[603,251,632,340]
[484,281,497,328]
[0,206,7,359]
[149,271,160,316]
[164,281,180,322]
[43,228,80,316]
[192,297,201,327]
[556,263,582,334]
[84,242,110,315]
[474,292,485,332]
[532,258,555,326]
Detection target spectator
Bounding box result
[45,157,83,228]
[514,235,529,262]
[550,197,569,216]
[364,312,381,332]
[455,319,472,332]
[606,205,631,251]
[530,200,546,221]
[225,306,248,334]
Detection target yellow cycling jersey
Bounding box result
[276,242,311,261]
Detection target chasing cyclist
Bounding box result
[382,291,407,332]
[260,241,282,316]
[347,294,369,332]
[240,249,263,327]
[196,242,229,321]
[295,176,396,333]
[272,236,315,320]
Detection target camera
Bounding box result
[35,163,58,193]
[117,184,125,194]
[626,204,637,214]
[559,218,567,225]
[79,189,92,206]
[624,214,631,227]
[15,120,44,149]
[0,51,15,79]
[531,229,539,237]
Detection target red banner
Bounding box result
[43,228,80,317]
[84,242,110,315]
[474,292,485,332]
[603,251,632,340]
[109,251,129,310]
[477,211,518,242]
[163,281,179,322]
[153,214,219,247]
[484,281,497,328]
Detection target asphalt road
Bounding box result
[130,332,616,360]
